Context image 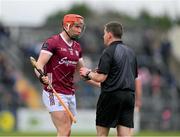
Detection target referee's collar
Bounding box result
[109,40,123,46]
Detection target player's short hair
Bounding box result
[105,21,123,39]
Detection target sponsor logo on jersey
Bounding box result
[58,57,77,66]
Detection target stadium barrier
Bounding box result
[17,108,96,132]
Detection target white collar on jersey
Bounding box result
[60,33,73,47]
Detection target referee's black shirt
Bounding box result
[97,41,138,93]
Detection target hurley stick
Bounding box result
[30,56,76,123]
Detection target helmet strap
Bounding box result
[63,23,79,41]
[62,23,73,40]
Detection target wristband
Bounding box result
[83,70,91,81]
[86,71,91,77]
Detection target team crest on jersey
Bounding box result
[75,50,79,56]
[70,50,74,55]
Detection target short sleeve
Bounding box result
[79,50,82,58]
[41,39,56,54]
[97,48,114,74]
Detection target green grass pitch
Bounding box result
[0,131,180,137]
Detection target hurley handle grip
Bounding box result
[30,56,44,76]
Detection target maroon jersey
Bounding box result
[41,34,82,95]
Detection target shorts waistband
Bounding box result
[43,90,75,95]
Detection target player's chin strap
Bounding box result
[62,23,79,41]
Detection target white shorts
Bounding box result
[42,90,77,116]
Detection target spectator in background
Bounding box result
[0,52,21,130]
[131,74,142,135]
[160,38,172,66]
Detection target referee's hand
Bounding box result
[79,67,91,77]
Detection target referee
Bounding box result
[80,21,138,136]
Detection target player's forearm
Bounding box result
[34,62,44,78]
[79,67,107,83]
[135,78,142,109]
[86,80,101,87]
[135,78,142,100]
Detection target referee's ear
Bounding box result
[108,32,113,40]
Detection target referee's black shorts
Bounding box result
[96,91,135,128]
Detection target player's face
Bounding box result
[69,19,85,39]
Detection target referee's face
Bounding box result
[103,28,110,46]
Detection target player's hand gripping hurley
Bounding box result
[30,56,76,123]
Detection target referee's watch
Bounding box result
[84,70,91,80]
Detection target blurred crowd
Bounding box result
[137,29,179,130]
[0,23,24,130]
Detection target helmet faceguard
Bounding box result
[62,14,85,40]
